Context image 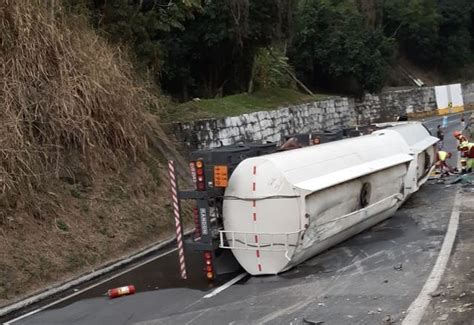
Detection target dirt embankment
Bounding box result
[421,190,474,324]
[0,1,189,307]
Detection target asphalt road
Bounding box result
[4,114,471,325]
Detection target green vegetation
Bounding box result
[67,0,474,100]
[165,88,328,121]
[383,0,473,69]
[290,0,395,94]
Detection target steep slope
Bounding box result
[0,0,188,306]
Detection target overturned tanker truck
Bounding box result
[178,122,438,279]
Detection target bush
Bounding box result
[289,0,394,94]
[252,48,294,91]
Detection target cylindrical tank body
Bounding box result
[373,123,437,191]
[222,123,437,275]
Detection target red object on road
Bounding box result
[107,285,136,299]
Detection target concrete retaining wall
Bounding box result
[462,83,474,110]
[174,82,474,150]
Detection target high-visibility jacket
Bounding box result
[458,142,474,158]
[456,134,468,144]
[438,151,449,162]
[457,139,469,152]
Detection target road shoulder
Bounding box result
[421,186,474,324]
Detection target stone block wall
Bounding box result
[462,83,474,110]
[173,82,474,150]
[174,97,356,149]
[380,87,437,117]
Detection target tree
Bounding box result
[159,0,296,99]
[290,0,394,94]
[436,0,472,69]
[64,0,202,74]
[383,0,439,66]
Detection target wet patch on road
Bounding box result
[48,249,239,310]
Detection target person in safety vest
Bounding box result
[453,131,470,173]
[457,141,474,173]
[453,131,468,148]
[435,151,453,175]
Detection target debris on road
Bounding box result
[393,263,403,271]
[302,318,324,324]
[438,314,449,321]
[448,174,474,185]
[430,290,443,297]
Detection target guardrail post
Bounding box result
[168,159,187,280]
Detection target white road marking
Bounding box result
[203,272,247,299]
[4,248,178,324]
[401,190,461,325]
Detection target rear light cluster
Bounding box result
[204,251,214,280]
[193,207,201,239]
[190,160,205,191]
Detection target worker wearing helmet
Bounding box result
[312,137,321,145]
[453,131,468,147]
[435,151,453,176]
[457,141,474,173]
[453,131,470,173]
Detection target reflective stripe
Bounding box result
[458,142,473,151]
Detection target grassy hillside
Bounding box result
[0,1,189,306]
[165,88,329,122]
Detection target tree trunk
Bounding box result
[182,78,188,102]
[266,47,314,96]
[247,53,256,93]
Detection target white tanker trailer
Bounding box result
[179,122,438,278]
[220,122,437,275]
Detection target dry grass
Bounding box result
[0,0,160,207]
[0,1,197,305]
